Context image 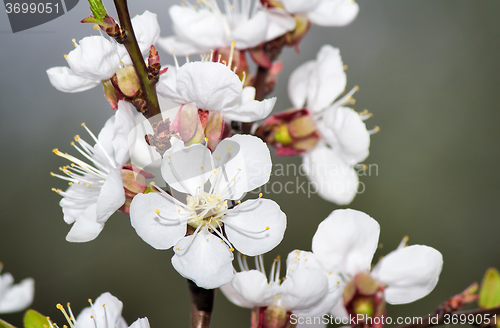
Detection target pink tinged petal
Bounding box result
[281,0,320,14]
[46,67,100,93]
[66,204,105,243]
[370,245,443,305]
[224,198,286,256]
[266,8,297,41]
[308,0,359,27]
[46,66,99,93]
[280,268,329,311]
[176,62,243,111]
[302,143,359,205]
[205,111,225,150]
[306,45,346,113]
[311,208,380,277]
[171,231,234,289]
[66,36,120,81]
[161,143,214,195]
[171,103,203,142]
[232,11,269,49]
[128,318,150,328]
[75,292,124,328]
[318,106,370,165]
[288,61,315,109]
[212,135,272,200]
[0,278,34,314]
[129,193,186,250]
[229,270,276,307]
[96,169,125,223]
[223,87,277,122]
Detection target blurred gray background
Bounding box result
[1,0,500,327]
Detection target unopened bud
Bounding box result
[285,14,311,50]
[115,65,141,97]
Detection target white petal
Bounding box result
[311,208,380,277]
[118,11,160,64]
[96,169,125,223]
[232,11,268,49]
[46,67,100,93]
[288,61,315,109]
[306,45,346,113]
[130,193,187,250]
[223,87,276,122]
[280,268,328,311]
[223,270,275,307]
[159,6,225,55]
[171,231,234,289]
[128,318,150,328]
[266,8,297,41]
[176,62,243,111]
[224,198,286,256]
[75,292,124,328]
[281,0,320,14]
[308,0,359,27]
[296,321,327,328]
[330,299,349,319]
[371,245,443,304]
[66,204,105,243]
[158,36,209,56]
[284,251,342,316]
[318,106,370,165]
[220,280,254,308]
[161,143,214,195]
[302,143,359,205]
[0,278,34,314]
[156,66,186,104]
[66,36,120,81]
[212,135,272,199]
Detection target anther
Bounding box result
[154,209,160,214]
[259,193,263,197]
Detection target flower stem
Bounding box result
[187,280,215,328]
[112,0,161,120]
[396,305,500,328]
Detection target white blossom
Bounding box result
[157,56,276,122]
[158,0,295,55]
[288,44,373,204]
[47,11,160,93]
[54,292,149,328]
[51,102,136,242]
[281,0,359,27]
[0,264,34,314]
[312,209,443,316]
[130,135,286,289]
[221,251,341,319]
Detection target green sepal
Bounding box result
[23,309,49,328]
[87,0,107,22]
[479,268,500,309]
[0,319,16,328]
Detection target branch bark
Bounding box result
[112,0,161,120]
[187,280,216,328]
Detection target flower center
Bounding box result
[185,191,228,230]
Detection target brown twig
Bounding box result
[187,280,216,328]
[112,0,161,121]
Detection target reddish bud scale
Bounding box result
[118,165,153,214]
[256,108,320,156]
[251,306,297,328]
